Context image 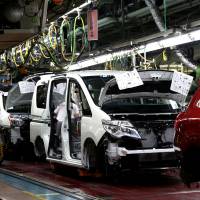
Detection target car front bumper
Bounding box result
[117,147,176,156]
[106,143,179,168]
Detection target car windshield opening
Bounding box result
[101,96,181,114]
[82,76,113,105]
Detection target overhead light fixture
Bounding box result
[67,28,200,71]
[137,29,200,53]
[67,49,132,70]
[0,0,93,68]
[58,0,92,20]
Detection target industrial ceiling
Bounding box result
[0,0,200,74]
[1,0,200,50]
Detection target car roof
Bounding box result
[66,69,174,81]
[67,70,123,77]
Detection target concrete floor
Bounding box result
[0,181,38,200]
[0,160,200,200]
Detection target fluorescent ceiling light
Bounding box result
[137,29,200,53]
[67,29,200,71]
[67,50,132,70]
[59,0,92,19]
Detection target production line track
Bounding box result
[1,161,200,200]
[0,167,97,200]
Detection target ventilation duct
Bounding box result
[144,0,197,70]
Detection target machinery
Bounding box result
[0,0,199,182]
[0,0,48,53]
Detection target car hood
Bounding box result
[99,70,187,106]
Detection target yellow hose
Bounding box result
[60,18,71,61]
[70,15,85,64]
[11,48,20,67]
[48,23,57,49]
[30,39,42,62]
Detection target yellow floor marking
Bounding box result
[23,191,46,200]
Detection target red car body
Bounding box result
[175,87,200,151]
[174,87,200,183]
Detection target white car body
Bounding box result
[0,91,10,128]
[3,70,181,171]
[5,73,55,153]
[29,70,182,172]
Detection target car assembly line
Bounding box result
[0,70,189,175]
[0,0,200,199]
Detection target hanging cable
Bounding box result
[24,41,30,57]
[39,44,50,59]
[60,17,71,61]
[70,12,87,64]
[48,22,58,50]
[1,54,6,65]
[39,33,50,59]
[0,2,93,69]
[5,50,13,69]
[37,41,64,69]
[10,48,19,67]
[24,39,64,69]
[19,44,25,64]
[29,39,42,62]
[30,51,41,62]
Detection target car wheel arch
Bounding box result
[82,138,98,170]
[35,136,46,160]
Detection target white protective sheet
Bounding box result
[170,71,193,96]
[114,69,143,90]
[18,81,35,94]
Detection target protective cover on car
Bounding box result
[6,81,35,113]
[99,70,188,107]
